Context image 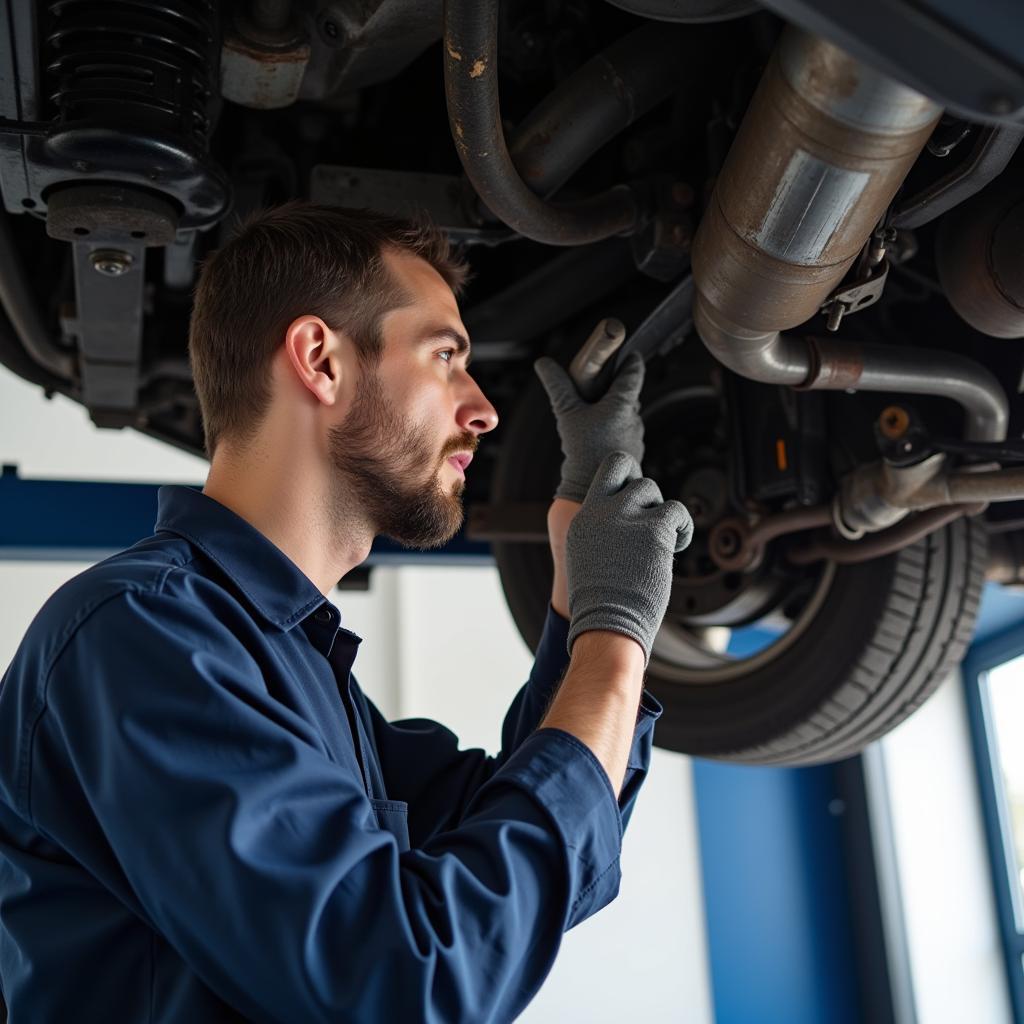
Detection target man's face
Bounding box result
[327,250,498,548]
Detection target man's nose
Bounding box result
[457,376,499,436]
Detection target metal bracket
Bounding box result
[820,259,890,332]
[65,240,146,420]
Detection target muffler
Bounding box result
[691,25,1012,539]
[692,26,941,345]
[690,27,1008,444]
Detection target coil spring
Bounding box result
[43,0,218,149]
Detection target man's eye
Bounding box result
[438,349,454,363]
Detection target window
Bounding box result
[965,630,1024,1023]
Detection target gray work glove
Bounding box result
[566,451,694,667]
[534,352,646,504]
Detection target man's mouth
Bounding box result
[446,453,473,476]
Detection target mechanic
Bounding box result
[0,202,692,1022]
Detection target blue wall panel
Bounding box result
[694,759,861,1024]
[693,626,862,1024]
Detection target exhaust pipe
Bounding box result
[692,28,1008,443]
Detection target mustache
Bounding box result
[439,433,479,461]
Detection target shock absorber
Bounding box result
[45,0,216,151]
[14,0,231,422]
[37,0,230,235]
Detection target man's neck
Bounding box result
[202,449,374,597]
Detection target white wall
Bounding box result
[380,566,713,1024]
[0,367,714,1023]
[882,670,1013,1024]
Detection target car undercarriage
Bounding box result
[3,0,1024,763]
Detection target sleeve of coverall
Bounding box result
[28,588,632,1024]
[359,603,663,847]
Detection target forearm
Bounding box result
[539,629,645,796]
[547,497,581,620]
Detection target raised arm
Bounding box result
[367,352,686,832]
[541,451,692,794]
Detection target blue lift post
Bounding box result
[0,463,878,1021]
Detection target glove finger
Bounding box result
[534,357,580,412]
[586,450,642,501]
[661,499,695,552]
[605,352,646,404]
[619,476,664,511]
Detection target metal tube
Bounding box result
[913,466,1024,507]
[808,339,1009,443]
[0,210,76,380]
[786,504,980,566]
[442,0,641,245]
[0,306,72,396]
[509,22,694,199]
[695,298,1009,443]
[709,505,833,572]
[691,296,810,386]
[569,318,627,401]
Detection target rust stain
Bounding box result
[454,120,464,139]
[447,44,462,61]
[470,58,487,78]
[226,37,308,66]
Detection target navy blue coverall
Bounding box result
[0,484,660,1022]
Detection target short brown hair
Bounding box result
[188,201,469,457]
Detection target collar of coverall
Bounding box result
[153,484,334,631]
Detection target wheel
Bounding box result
[490,343,988,766]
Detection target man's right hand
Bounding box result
[565,450,694,667]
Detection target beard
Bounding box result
[327,365,475,549]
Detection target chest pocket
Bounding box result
[369,799,410,853]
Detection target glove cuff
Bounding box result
[554,481,589,504]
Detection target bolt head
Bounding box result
[718,532,738,554]
[879,405,910,439]
[90,250,133,276]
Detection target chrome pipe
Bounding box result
[809,339,1009,443]
[694,295,1009,443]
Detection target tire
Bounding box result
[491,353,988,767]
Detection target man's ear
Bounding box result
[283,315,344,405]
